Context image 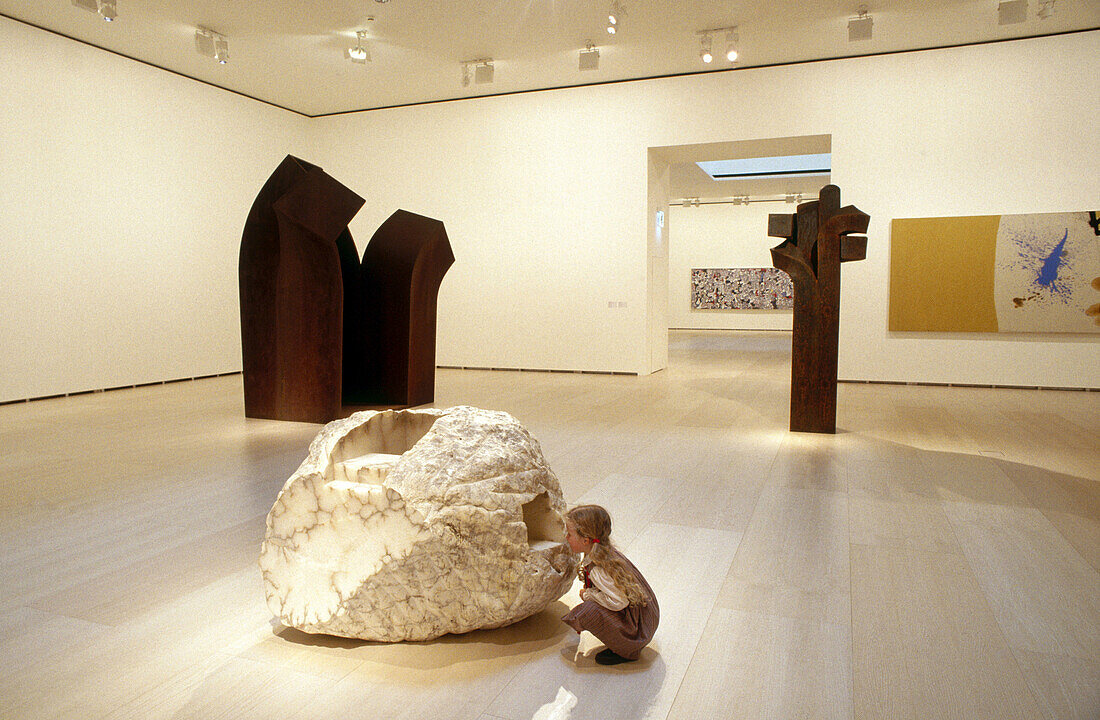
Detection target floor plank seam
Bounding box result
[940,500,1050,714]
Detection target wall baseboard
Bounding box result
[437,365,637,376]
[0,371,244,406]
[5,368,1093,407]
[838,378,1097,393]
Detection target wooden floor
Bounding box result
[1,330,1097,720]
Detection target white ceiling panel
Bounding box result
[2,0,1096,116]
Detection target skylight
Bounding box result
[696,153,831,180]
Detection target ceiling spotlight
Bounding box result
[998,0,1027,25]
[699,33,713,63]
[462,58,493,86]
[1037,0,1055,19]
[214,37,229,64]
[607,1,623,34]
[725,28,739,62]
[345,30,370,64]
[475,60,494,84]
[697,27,738,64]
[579,41,600,71]
[195,27,229,64]
[72,0,117,22]
[848,5,873,41]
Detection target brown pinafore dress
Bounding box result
[561,548,659,659]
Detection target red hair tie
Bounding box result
[591,538,600,544]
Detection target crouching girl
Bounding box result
[561,504,659,665]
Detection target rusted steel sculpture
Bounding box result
[768,184,868,433]
[350,210,455,407]
[239,156,365,423]
[240,156,453,423]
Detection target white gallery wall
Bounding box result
[668,201,795,331]
[312,89,653,375]
[1,18,1097,399]
[0,17,313,402]
[313,29,1099,387]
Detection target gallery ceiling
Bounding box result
[2,0,1096,117]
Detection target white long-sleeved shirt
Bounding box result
[580,556,628,611]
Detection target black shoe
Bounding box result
[595,649,636,666]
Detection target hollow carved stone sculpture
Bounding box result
[768,184,869,433]
[240,156,454,424]
[259,406,576,641]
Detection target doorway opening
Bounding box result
[646,135,832,370]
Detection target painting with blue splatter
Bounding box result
[994,212,1100,333]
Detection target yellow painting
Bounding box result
[890,212,1100,333]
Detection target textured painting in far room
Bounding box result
[889,211,1100,333]
[691,268,794,310]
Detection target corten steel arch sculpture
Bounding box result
[239,155,365,424]
[768,184,869,433]
[349,210,455,407]
[240,156,454,423]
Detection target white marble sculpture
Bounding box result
[259,406,577,641]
